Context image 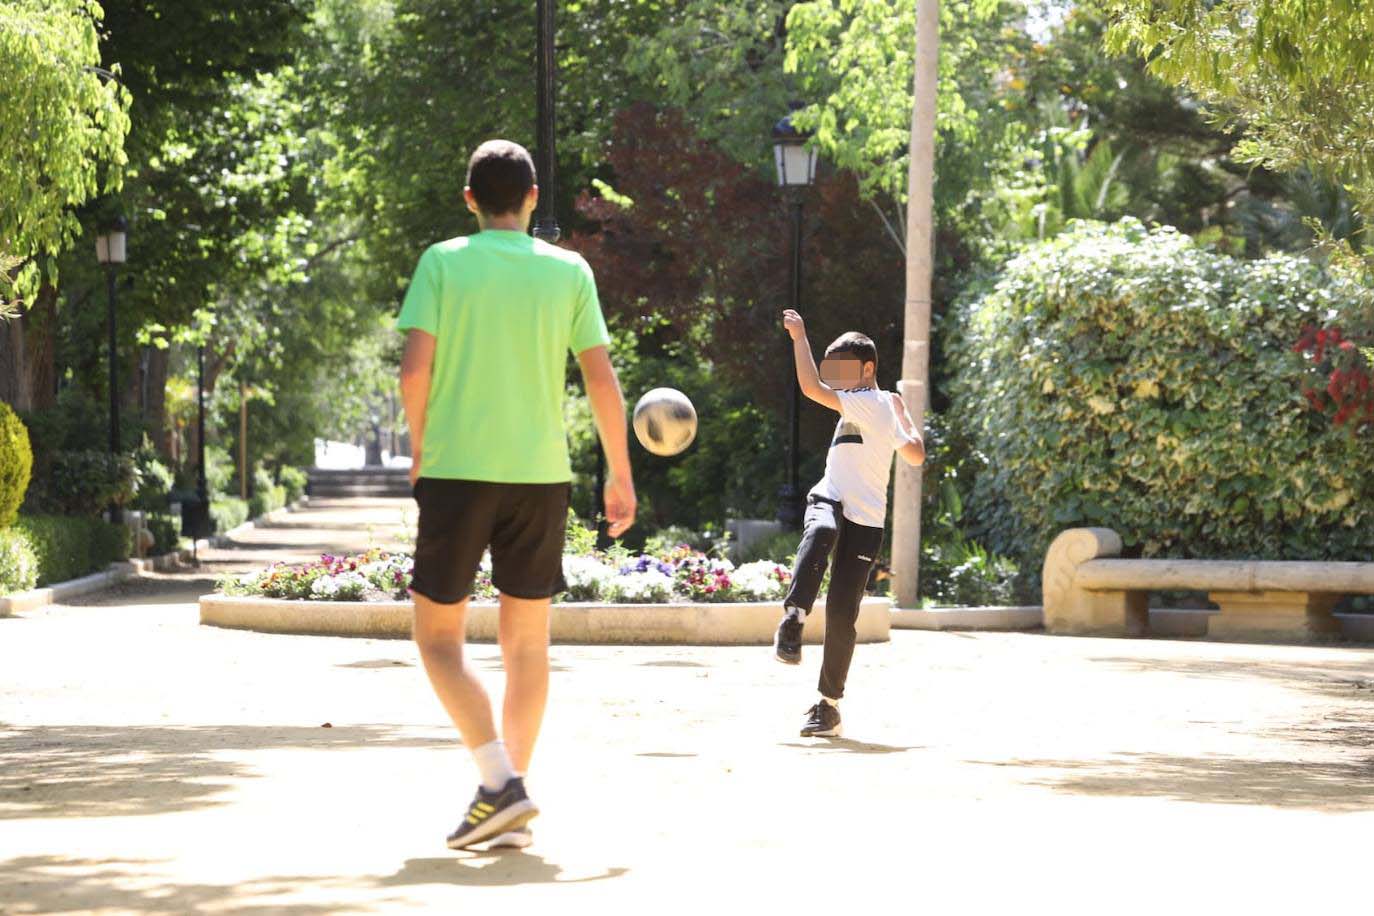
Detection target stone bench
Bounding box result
[1042,528,1374,640]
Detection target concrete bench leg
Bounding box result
[1066,590,1149,636]
[1043,528,1148,636]
[1206,591,1342,641]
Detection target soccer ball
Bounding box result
[632,388,698,456]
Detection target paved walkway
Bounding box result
[2,499,1374,912]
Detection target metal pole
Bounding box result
[196,344,208,560]
[239,380,248,501]
[533,0,560,243]
[197,347,208,499]
[778,195,805,529]
[106,266,122,524]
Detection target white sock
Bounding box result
[821,696,840,708]
[785,604,806,622]
[472,740,517,792]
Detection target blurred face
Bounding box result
[819,354,875,390]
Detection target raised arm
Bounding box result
[890,391,927,467]
[782,310,841,412]
[399,329,437,486]
[577,345,637,538]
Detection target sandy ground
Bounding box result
[2,498,1374,913]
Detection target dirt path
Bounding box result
[2,498,1374,912]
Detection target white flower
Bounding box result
[562,555,615,601]
[311,571,368,601]
[731,561,789,600]
[604,570,675,604]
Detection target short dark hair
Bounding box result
[466,140,536,216]
[825,332,878,367]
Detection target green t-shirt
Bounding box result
[396,229,610,483]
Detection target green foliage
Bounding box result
[565,511,600,558]
[210,498,250,534]
[785,0,1008,203]
[132,446,175,512]
[249,482,287,520]
[1105,0,1374,213]
[146,513,183,557]
[25,451,140,518]
[0,402,32,528]
[14,515,130,586]
[732,530,800,566]
[569,332,786,534]
[949,219,1374,568]
[278,466,308,504]
[920,536,1021,607]
[205,447,234,498]
[0,0,130,305]
[0,528,39,596]
[624,1,794,167]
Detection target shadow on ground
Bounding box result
[380,856,627,888]
[0,856,382,914]
[1088,655,1374,701]
[0,852,628,913]
[0,725,448,820]
[64,575,219,608]
[777,739,922,755]
[986,752,1374,811]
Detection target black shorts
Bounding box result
[410,478,570,603]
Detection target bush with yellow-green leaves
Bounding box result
[0,401,32,529]
[949,218,1374,567]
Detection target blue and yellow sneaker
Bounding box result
[446,777,538,850]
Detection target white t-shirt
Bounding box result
[810,387,911,529]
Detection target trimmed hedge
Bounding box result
[13,515,131,586]
[27,450,140,517]
[279,465,307,504]
[210,498,250,534]
[147,512,182,556]
[949,219,1374,567]
[0,528,39,596]
[0,402,32,529]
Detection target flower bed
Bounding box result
[219,546,792,604]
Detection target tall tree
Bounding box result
[0,0,129,307]
[0,0,128,408]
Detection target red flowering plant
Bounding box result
[1293,324,1374,431]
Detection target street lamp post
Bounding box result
[533,0,559,245]
[196,343,209,548]
[772,108,818,530]
[95,215,128,523]
[533,0,609,544]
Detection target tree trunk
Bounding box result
[0,281,59,410]
[891,0,939,609]
[0,308,30,409]
[25,284,58,410]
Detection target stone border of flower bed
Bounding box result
[0,549,196,617]
[198,593,892,645]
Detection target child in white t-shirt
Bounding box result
[774,310,926,737]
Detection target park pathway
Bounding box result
[2,497,1374,912]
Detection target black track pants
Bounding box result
[781,495,883,700]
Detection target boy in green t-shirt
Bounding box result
[398,140,637,851]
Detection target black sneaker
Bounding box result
[774,614,803,665]
[800,702,842,738]
[446,777,538,850]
